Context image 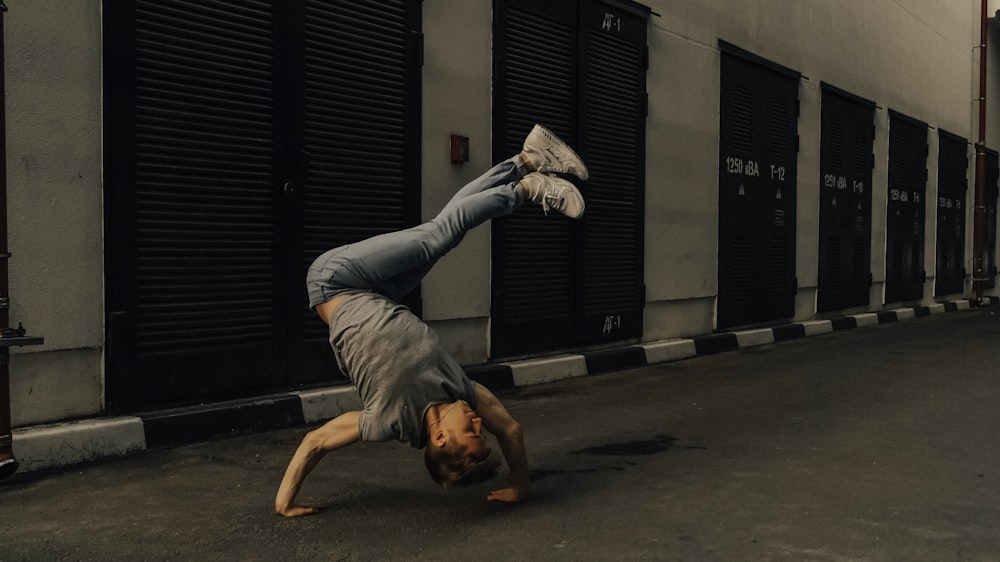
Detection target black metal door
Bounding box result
[296,1,422,380]
[934,130,968,297]
[885,110,928,304]
[105,0,421,411]
[817,84,875,312]
[491,0,648,357]
[718,43,799,329]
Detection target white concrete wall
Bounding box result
[5,0,104,425]
[420,0,495,364]
[641,0,989,335]
[5,0,999,427]
[642,7,720,340]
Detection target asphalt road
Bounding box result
[2,307,999,561]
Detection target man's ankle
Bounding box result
[517,152,536,174]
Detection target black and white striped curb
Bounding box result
[10,297,997,474]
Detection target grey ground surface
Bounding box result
[2,308,999,561]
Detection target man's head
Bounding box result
[424,400,501,487]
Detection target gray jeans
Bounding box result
[307,156,525,308]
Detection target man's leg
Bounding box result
[312,175,585,303]
[319,180,521,302]
[446,156,524,205]
[375,138,589,300]
[308,125,589,302]
[307,161,526,305]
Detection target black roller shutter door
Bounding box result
[296,1,422,379]
[106,1,420,411]
[934,130,968,297]
[817,85,875,312]
[576,0,647,346]
[885,110,928,304]
[492,0,579,356]
[107,1,284,410]
[491,0,648,358]
[718,43,799,329]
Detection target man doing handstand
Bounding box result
[275,125,588,517]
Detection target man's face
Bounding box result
[440,400,491,464]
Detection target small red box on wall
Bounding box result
[450,134,469,164]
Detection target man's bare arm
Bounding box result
[274,411,361,517]
[474,384,529,502]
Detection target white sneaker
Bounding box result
[520,173,585,218]
[522,124,589,181]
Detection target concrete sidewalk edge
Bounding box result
[10,296,999,473]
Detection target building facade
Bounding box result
[5,0,1000,427]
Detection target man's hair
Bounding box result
[424,436,501,489]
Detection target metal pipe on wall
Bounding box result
[0,1,45,479]
[973,0,989,305]
[0,0,16,478]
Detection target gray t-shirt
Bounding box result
[327,292,478,448]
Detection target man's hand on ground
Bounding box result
[487,486,529,503]
[275,504,322,518]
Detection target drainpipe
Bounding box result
[973,0,989,305]
[0,1,43,480]
[0,0,15,478]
